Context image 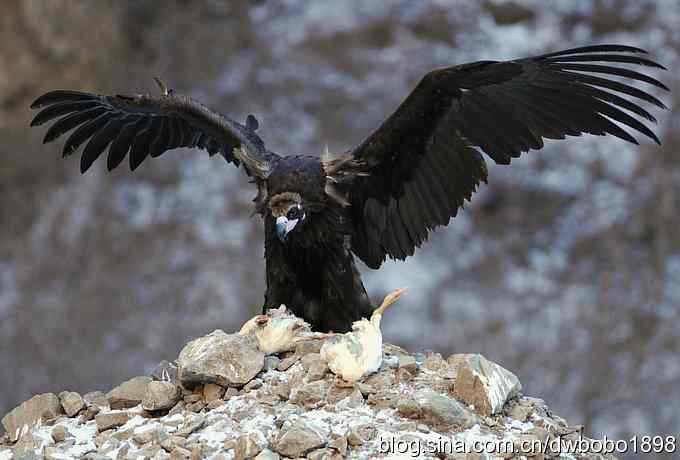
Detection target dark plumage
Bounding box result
[30,45,668,332]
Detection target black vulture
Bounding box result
[30,45,668,332]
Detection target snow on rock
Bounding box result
[1,393,63,442]
[449,353,523,416]
[0,328,618,459]
[178,329,265,389]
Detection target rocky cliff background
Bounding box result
[0,1,678,459]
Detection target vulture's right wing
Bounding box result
[30,83,276,178]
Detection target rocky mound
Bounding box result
[0,329,616,460]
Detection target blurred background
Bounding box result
[1,0,678,456]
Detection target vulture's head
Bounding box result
[268,191,307,242]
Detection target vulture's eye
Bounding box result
[287,206,301,220]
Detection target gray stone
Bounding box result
[277,355,299,371]
[295,339,324,355]
[143,380,180,411]
[347,423,376,446]
[302,354,328,382]
[51,425,70,443]
[234,432,266,460]
[397,355,417,374]
[274,420,327,458]
[449,353,522,415]
[94,412,130,431]
[2,393,64,442]
[203,383,225,402]
[161,435,187,452]
[255,449,280,460]
[107,376,152,409]
[307,448,343,460]
[328,436,347,456]
[413,389,477,429]
[177,330,264,388]
[263,356,281,371]
[290,380,327,407]
[335,389,364,410]
[243,379,263,391]
[224,387,239,399]
[58,391,85,417]
[169,446,192,459]
[83,391,108,409]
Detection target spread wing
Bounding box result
[349,45,668,268]
[30,85,276,177]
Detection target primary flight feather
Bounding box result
[30,44,668,332]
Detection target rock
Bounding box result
[83,391,109,409]
[290,381,327,407]
[271,381,291,401]
[224,387,239,399]
[80,405,100,422]
[234,432,266,460]
[183,393,202,404]
[397,355,417,374]
[13,432,44,457]
[421,352,446,371]
[347,424,376,446]
[167,400,185,416]
[107,376,152,409]
[244,379,263,391]
[170,446,192,459]
[301,354,329,381]
[328,436,348,456]
[177,330,264,389]
[186,400,206,412]
[274,420,327,458]
[295,339,324,355]
[449,354,522,415]
[151,360,179,384]
[161,435,187,452]
[2,393,63,442]
[397,397,422,419]
[277,355,299,371]
[59,391,85,417]
[255,449,280,460]
[51,425,71,443]
[307,447,343,460]
[203,383,225,402]
[413,389,477,429]
[263,356,281,371]
[143,380,180,411]
[335,388,364,409]
[95,412,130,431]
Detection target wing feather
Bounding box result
[348,45,667,267]
[31,87,277,177]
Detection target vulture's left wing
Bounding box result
[30,85,275,177]
[348,45,668,269]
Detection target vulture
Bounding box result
[30,45,668,332]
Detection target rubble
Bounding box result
[0,326,620,460]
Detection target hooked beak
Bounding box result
[276,216,299,242]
